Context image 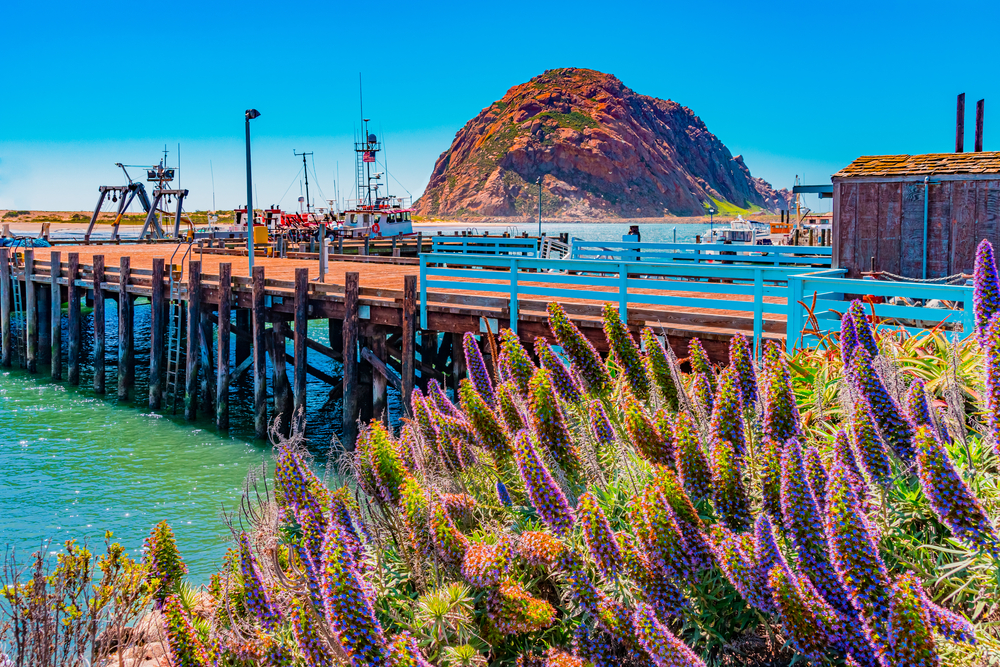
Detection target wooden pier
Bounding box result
[0,239,861,446]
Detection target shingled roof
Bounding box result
[833,151,1000,178]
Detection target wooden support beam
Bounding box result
[50,251,61,380]
[252,265,267,438]
[235,308,250,366]
[228,354,253,388]
[92,255,104,393]
[184,260,201,420]
[420,329,436,390]
[402,274,416,411]
[216,263,231,429]
[293,267,308,415]
[148,258,164,407]
[370,331,388,423]
[0,248,10,368]
[361,345,402,393]
[270,321,292,433]
[67,253,80,385]
[25,249,37,373]
[342,271,359,450]
[280,328,342,361]
[117,256,132,400]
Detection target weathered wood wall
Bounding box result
[833,176,1000,279]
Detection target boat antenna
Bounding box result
[210,160,216,211]
[359,73,363,126]
[177,143,181,191]
[294,149,314,213]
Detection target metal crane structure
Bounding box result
[85,159,190,243]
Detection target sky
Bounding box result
[2,0,999,215]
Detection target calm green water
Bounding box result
[0,370,272,582]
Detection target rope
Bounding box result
[878,271,970,285]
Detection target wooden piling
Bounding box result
[199,310,214,415]
[371,329,387,424]
[184,260,201,420]
[38,283,50,365]
[293,268,308,415]
[25,249,37,373]
[50,251,61,380]
[401,274,416,410]
[148,258,164,408]
[420,329,436,391]
[67,253,80,385]
[0,248,10,368]
[117,257,132,400]
[252,266,267,439]
[236,309,250,366]
[216,262,231,429]
[451,333,466,395]
[92,255,105,393]
[342,271,359,449]
[271,320,292,432]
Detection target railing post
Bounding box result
[753,268,763,349]
[618,262,628,323]
[419,256,428,330]
[786,275,804,352]
[509,258,518,334]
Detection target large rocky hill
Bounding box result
[414,68,790,219]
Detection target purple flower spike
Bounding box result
[780,438,852,616]
[709,368,746,458]
[496,480,513,507]
[548,302,610,394]
[762,342,803,445]
[463,332,495,406]
[916,582,977,645]
[914,426,1000,558]
[238,532,281,630]
[497,381,526,434]
[851,347,916,463]
[290,597,331,667]
[905,379,934,430]
[850,397,894,488]
[588,399,614,451]
[691,372,714,416]
[427,379,463,419]
[713,528,771,614]
[767,566,841,664]
[759,437,784,528]
[602,302,650,400]
[624,398,673,466]
[513,430,575,536]
[459,379,511,459]
[633,602,708,667]
[672,412,712,503]
[803,446,828,511]
[974,239,1000,346]
[848,300,880,358]
[163,595,214,667]
[535,337,583,404]
[620,532,687,618]
[840,311,860,368]
[887,573,940,667]
[529,368,582,478]
[753,514,792,609]
[499,330,537,397]
[728,333,758,408]
[688,338,715,392]
[642,327,679,410]
[984,313,1000,451]
[578,491,623,579]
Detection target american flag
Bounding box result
[363,151,375,163]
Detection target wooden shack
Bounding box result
[832,152,1000,279]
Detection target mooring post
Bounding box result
[420,329,437,391]
[359,331,373,423]
[235,308,250,367]
[49,251,62,380]
[92,255,105,393]
[402,274,416,410]
[293,267,308,415]
[270,320,292,433]
[342,271,360,449]
[117,256,132,400]
[252,265,267,438]
[148,258,164,408]
[371,328,387,424]
[0,248,10,368]
[184,260,201,420]
[199,310,214,415]
[216,262,231,429]
[37,282,50,366]
[67,253,80,385]
[25,249,37,373]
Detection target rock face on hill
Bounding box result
[415,68,790,219]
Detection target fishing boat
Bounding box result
[338,118,414,238]
[706,215,773,245]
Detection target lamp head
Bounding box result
[245,109,261,120]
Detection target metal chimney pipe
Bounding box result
[976,99,984,152]
[956,93,966,152]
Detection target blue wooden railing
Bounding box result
[431,237,538,257]
[570,239,832,267]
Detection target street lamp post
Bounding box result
[245,109,261,270]
[536,177,542,237]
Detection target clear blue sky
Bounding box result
[2,0,997,214]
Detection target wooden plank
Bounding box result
[951,180,977,275]
[293,267,308,415]
[979,181,1000,255]
[342,271,360,450]
[877,182,902,276]
[927,180,953,278]
[362,344,402,392]
[838,182,858,277]
[370,331,388,424]
[184,261,201,420]
[855,183,879,276]
[148,258,164,408]
[402,274,416,410]
[50,251,62,380]
[271,321,293,433]
[92,255,104,393]
[252,266,267,439]
[118,256,132,400]
[831,182,842,269]
[67,253,80,385]
[900,180,926,279]
[216,263,231,429]
[0,248,10,368]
